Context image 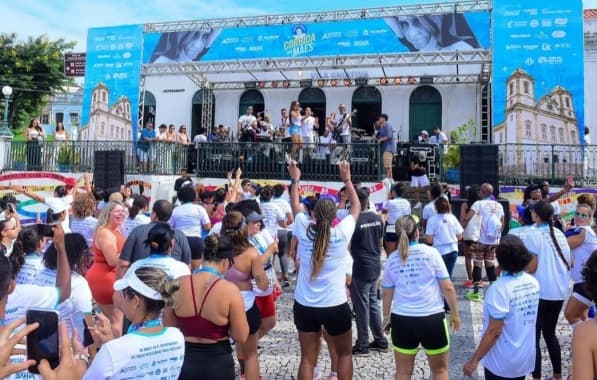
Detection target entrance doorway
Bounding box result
[239,90,265,120]
[409,86,442,142]
[351,86,382,137]
[191,89,215,138]
[141,91,156,128]
[298,88,326,135]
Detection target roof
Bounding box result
[585,9,597,19]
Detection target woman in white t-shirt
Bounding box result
[425,197,463,281]
[70,193,98,249]
[523,200,571,380]
[258,186,287,244]
[122,195,151,238]
[464,235,540,380]
[288,160,360,380]
[564,203,597,327]
[34,233,93,343]
[460,185,480,288]
[382,183,411,256]
[382,215,460,380]
[11,226,45,285]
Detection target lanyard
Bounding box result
[127,318,162,333]
[194,266,224,278]
[249,235,267,254]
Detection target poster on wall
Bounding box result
[492,1,585,175]
[81,24,144,141]
[142,12,490,64]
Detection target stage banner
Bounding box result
[81,24,144,141]
[142,12,489,63]
[492,1,585,151]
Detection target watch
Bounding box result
[290,178,299,185]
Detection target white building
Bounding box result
[80,83,133,141]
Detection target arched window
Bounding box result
[409,85,441,141]
[191,89,216,137]
[351,86,382,135]
[298,88,326,134]
[238,90,264,118]
[142,91,156,128]
[524,120,532,138]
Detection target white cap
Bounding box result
[45,198,69,214]
[114,268,163,300]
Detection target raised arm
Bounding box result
[287,161,302,216]
[15,186,46,204]
[53,225,72,303]
[339,161,360,220]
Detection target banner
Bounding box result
[81,24,144,141]
[492,1,585,149]
[142,12,489,63]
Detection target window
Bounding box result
[570,130,577,143]
[509,82,514,95]
[549,126,556,142]
[525,120,532,138]
[110,125,114,138]
[100,122,105,136]
[541,124,547,140]
[55,112,64,124]
[558,128,565,142]
[565,97,570,108]
[101,92,106,102]
[93,93,96,102]
[69,113,79,125]
[41,114,49,124]
[523,81,529,94]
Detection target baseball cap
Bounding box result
[420,130,429,136]
[64,178,76,188]
[114,268,163,300]
[246,211,264,223]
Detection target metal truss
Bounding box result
[200,87,214,130]
[142,50,491,76]
[138,76,146,131]
[144,1,490,32]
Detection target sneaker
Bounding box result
[313,366,322,380]
[327,372,338,380]
[463,280,474,288]
[352,345,370,356]
[413,202,422,208]
[465,291,483,302]
[369,341,389,352]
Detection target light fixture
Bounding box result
[317,79,325,87]
[407,77,417,84]
[0,85,14,137]
[343,79,351,86]
[244,82,257,89]
[380,78,389,85]
[282,80,290,88]
[355,78,368,86]
[394,77,402,85]
[330,79,338,87]
[258,81,266,88]
[271,81,279,88]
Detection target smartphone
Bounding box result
[6,203,15,213]
[36,223,54,238]
[82,314,95,347]
[26,309,60,374]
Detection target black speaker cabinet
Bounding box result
[94,151,125,191]
[460,144,499,197]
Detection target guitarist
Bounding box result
[332,104,353,144]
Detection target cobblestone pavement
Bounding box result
[253,257,573,379]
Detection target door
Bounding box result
[409,86,442,142]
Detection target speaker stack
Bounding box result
[94,151,125,191]
[459,144,499,197]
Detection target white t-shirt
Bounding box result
[127,254,191,280]
[382,243,449,316]
[83,327,185,380]
[33,269,92,343]
[70,216,98,248]
[383,198,412,225]
[16,254,44,285]
[334,113,351,136]
[301,116,315,138]
[508,225,535,244]
[570,225,597,284]
[194,134,207,148]
[523,224,571,300]
[422,200,437,221]
[169,203,210,237]
[293,213,356,307]
[238,114,256,133]
[318,134,336,155]
[259,201,286,240]
[482,272,540,378]
[209,222,222,236]
[272,197,293,231]
[122,214,151,238]
[462,212,481,242]
[249,231,276,296]
[471,199,505,245]
[5,284,59,324]
[425,213,463,255]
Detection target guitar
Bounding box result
[332,110,357,140]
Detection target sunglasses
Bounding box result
[575,211,590,218]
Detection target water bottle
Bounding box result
[589,305,596,319]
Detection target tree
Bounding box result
[0,33,76,130]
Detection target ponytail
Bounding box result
[395,215,418,263]
[548,220,570,270]
[307,198,336,280]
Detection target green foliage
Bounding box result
[0,33,76,130]
[57,145,72,164]
[443,119,477,169]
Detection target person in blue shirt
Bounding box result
[137,122,156,173]
[375,114,396,182]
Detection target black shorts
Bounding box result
[293,301,352,336]
[572,282,595,306]
[179,340,234,380]
[390,312,449,355]
[187,236,205,260]
[384,223,397,243]
[246,302,262,336]
[484,367,525,380]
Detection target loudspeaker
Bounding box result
[460,144,499,197]
[94,151,125,191]
[393,143,412,181]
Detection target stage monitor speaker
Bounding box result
[94,150,125,192]
[460,144,499,197]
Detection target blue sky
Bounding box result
[2,0,596,50]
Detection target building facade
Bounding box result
[40,86,83,140]
[79,83,133,141]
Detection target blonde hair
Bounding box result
[395,215,418,263]
[133,267,180,309]
[307,199,337,280]
[94,201,125,233]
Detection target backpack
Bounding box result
[481,202,503,241]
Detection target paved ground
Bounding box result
[253,256,573,379]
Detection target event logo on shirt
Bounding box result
[284,24,316,56]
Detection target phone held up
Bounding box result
[36,223,55,238]
[26,309,60,374]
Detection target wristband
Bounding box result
[343,179,351,183]
[290,178,299,185]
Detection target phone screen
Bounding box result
[26,309,59,374]
[82,315,95,347]
[36,223,54,238]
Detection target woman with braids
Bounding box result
[288,160,360,380]
[523,200,570,380]
[564,203,597,328]
[10,226,45,285]
[382,215,460,380]
[221,211,268,380]
[170,234,249,380]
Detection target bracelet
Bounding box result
[290,178,299,185]
[342,178,351,183]
[74,353,90,366]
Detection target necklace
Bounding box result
[194,266,224,278]
[127,318,162,333]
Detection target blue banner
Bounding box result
[143,12,489,63]
[492,2,585,146]
[81,24,144,141]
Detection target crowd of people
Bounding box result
[1,161,597,379]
